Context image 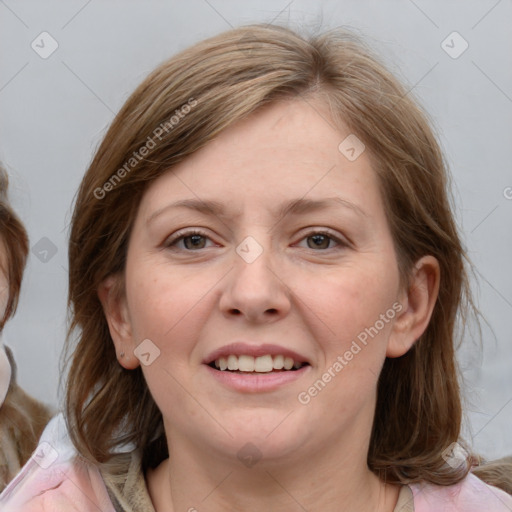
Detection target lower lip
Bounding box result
[204,364,310,393]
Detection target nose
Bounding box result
[219,240,291,324]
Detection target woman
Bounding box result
[1,24,511,511]
[0,165,52,492]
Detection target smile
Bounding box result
[203,342,311,391]
[210,354,308,373]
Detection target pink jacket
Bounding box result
[0,457,114,512]
[0,415,115,511]
[1,415,511,511]
[410,473,512,511]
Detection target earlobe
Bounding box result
[386,255,440,358]
[97,275,140,370]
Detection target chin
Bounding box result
[209,409,313,461]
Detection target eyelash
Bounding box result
[164,229,215,250]
[164,229,347,251]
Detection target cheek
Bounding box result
[294,269,400,416]
[299,266,398,337]
[125,264,219,416]
[290,262,400,387]
[125,262,219,350]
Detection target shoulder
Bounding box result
[0,413,115,512]
[409,472,512,511]
[0,456,115,512]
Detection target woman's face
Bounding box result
[104,98,432,465]
[0,238,11,403]
[0,238,8,319]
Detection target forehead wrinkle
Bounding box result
[146,198,236,225]
[147,196,366,230]
[275,197,367,222]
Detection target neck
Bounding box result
[147,430,399,512]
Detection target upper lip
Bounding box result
[203,342,310,365]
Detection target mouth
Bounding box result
[207,354,310,374]
[203,343,311,391]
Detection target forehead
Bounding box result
[138,98,384,219]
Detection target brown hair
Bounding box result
[0,347,53,491]
[472,456,512,495]
[65,24,497,486]
[0,165,52,490]
[0,166,28,330]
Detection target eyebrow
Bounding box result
[147,196,366,225]
[276,197,366,220]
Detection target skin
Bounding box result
[99,97,440,512]
[0,238,12,403]
[0,237,9,323]
[0,238,9,318]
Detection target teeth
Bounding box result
[238,355,254,372]
[254,355,273,372]
[273,355,284,369]
[227,355,239,371]
[213,354,305,373]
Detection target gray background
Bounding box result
[1,0,511,459]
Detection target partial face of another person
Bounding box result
[0,238,8,318]
[101,98,437,464]
[0,237,11,404]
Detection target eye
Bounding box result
[296,231,345,250]
[164,229,216,250]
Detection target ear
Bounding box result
[97,274,140,370]
[386,255,440,358]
